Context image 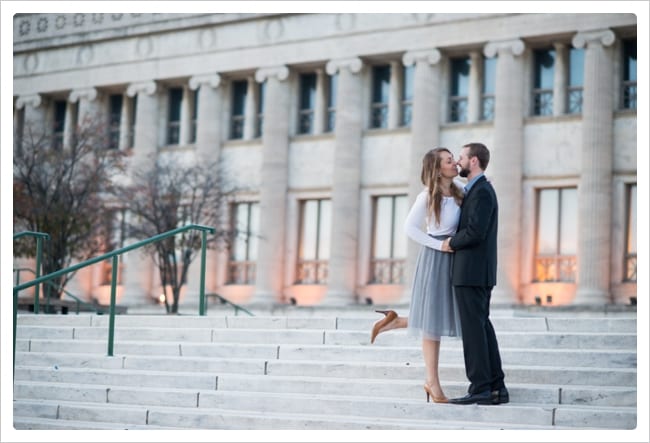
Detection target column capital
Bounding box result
[69,87,98,103]
[402,48,441,67]
[572,29,616,49]
[483,38,525,58]
[255,65,289,83]
[15,93,42,109]
[325,57,363,75]
[189,73,221,90]
[126,80,157,97]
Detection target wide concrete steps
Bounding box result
[13,310,637,430]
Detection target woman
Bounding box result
[370,147,464,404]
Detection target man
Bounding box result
[442,142,508,406]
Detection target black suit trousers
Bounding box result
[454,285,505,394]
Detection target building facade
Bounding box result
[12,13,638,308]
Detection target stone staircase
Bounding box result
[12,305,637,430]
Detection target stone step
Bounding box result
[16,313,637,333]
[15,338,636,369]
[14,354,636,387]
[15,325,636,350]
[13,373,636,407]
[12,399,566,430]
[12,391,635,430]
[13,416,182,430]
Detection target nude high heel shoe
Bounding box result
[370,310,397,344]
[423,383,448,404]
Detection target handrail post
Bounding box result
[107,255,118,356]
[199,230,207,316]
[34,236,43,314]
[13,288,18,378]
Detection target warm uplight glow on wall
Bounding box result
[521,282,576,306]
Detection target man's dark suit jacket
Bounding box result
[449,175,498,287]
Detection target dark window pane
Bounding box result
[534,49,555,89]
[168,88,183,122]
[372,65,390,103]
[450,57,470,96]
[232,80,248,116]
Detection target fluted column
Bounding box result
[253,65,291,302]
[189,73,222,162]
[313,69,326,135]
[484,39,525,304]
[126,81,158,170]
[243,76,257,140]
[15,94,45,146]
[402,48,442,299]
[118,95,131,151]
[468,51,482,123]
[553,43,568,116]
[388,60,401,129]
[70,87,100,125]
[324,57,364,303]
[69,87,101,149]
[572,29,616,304]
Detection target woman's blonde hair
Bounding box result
[421,147,464,226]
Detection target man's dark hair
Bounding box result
[464,142,490,170]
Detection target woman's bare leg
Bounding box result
[422,338,446,399]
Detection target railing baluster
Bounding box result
[108,255,118,356]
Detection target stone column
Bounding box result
[189,73,222,163]
[388,60,401,129]
[484,39,525,305]
[324,57,364,304]
[467,51,482,123]
[63,101,78,150]
[243,76,257,140]
[70,87,101,126]
[179,85,192,146]
[253,66,291,303]
[15,94,46,148]
[313,69,326,135]
[69,87,101,149]
[572,29,616,304]
[118,94,131,151]
[126,81,158,170]
[402,49,442,299]
[553,43,568,116]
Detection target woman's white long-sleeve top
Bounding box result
[403,189,461,251]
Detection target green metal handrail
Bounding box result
[13,224,215,376]
[14,267,101,314]
[207,292,254,316]
[13,231,49,314]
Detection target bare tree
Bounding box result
[114,154,235,314]
[13,119,126,298]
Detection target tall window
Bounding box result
[52,99,66,150]
[326,73,337,132]
[370,65,390,129]
[228,202,259,284]
[567,48,584,114]
[296,199,331,284]
[401,65,414,127]
[624,184,637,282]
[532,48,555,116]
[298,73,317,134]
[230,80,247,139]
[256,82,265,138]
[534,188,577,282]
[481,56,496,121]
[370,195,407,284]
[621,39,637,110]
[449,57,470,122]
[128,95,137,149]
[189,89,198,144]
[108,94,123,150]
[167,87,182,145]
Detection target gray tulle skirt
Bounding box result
[407,239,462,340]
